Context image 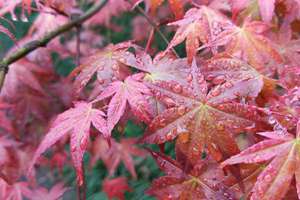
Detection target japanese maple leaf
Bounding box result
[27,6,68,39]
[0,179,32,200]
[225,165,263,199]
[203,54,280,103]
[278,65,300,89]
[0,59,49,100]
[0,0,32,20]
[28,102,107,185]
[222,121,300,200]
[140,0,184,19]
[90,135,146,178]
[166,6,233,63]
[204,55,264,96]
[11,92,54,129]
[86,0,130,26]
[142,59,265,163]
[103,177,131,200]
[0,136,19,165]
[230,0,276,23]
[269,87,300,130]
[31,183,68,200]
[127,53,192,115]
[70,42,134,95]
[213,18,283,68]
[39,149,69,174]
[147,150,235,199]
[129,53,190,86]
[93,73,152,134]
[272,27,300,88]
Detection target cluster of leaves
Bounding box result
[1,0,300,199]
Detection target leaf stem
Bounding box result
[129,2,179,57]
[77,163,87,200]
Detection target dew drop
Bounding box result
[111,64,118,71]
[212,75,226,84]
[98,65,104,71]
[224,82,233,88]
[210,88,221,97]
[77,176,84,186]
[223,192,229,197]
[268,116,276,125]
[21,14,28,22]
[166,131,174,140]
[159,118,167,126]
[119,58,126,63]
[97,78,104,84]
[177,106,186,115]
[264,174,272,182]
[187,74,193,82]
[164,97,176,107]
[207,74,214,81]
[245,123,256,130]
[216,123,225,131]
[11,13,17,21]
[155,91,162,98]
[253,155,261,162]
[241,66,249,71]
[173,84,182,93]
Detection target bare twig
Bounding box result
[0,0,109,90]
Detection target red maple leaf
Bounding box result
[102,177,131,200]
[142,0,184,19]
[0,59,50,100]
[230,0,276,23]
[222,120,300,200]
[166,6,232,63]
[28,102,107,185]
[91,136,146,178]
[147,150,236,199]
[70,42,135,95]
[212,18,283,68]
[31,183,69,200]
[0,179,32,200]
[93,73,152,134]
[142,59,265,163]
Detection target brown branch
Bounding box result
[0,0,109,90]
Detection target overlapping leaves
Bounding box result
[222,121,300,200]
[142,59,265,163]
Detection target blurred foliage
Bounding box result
[0,5,186,200]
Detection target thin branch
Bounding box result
[76,26,81,65]
[0,0,109,90]
[129,2,179,57]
